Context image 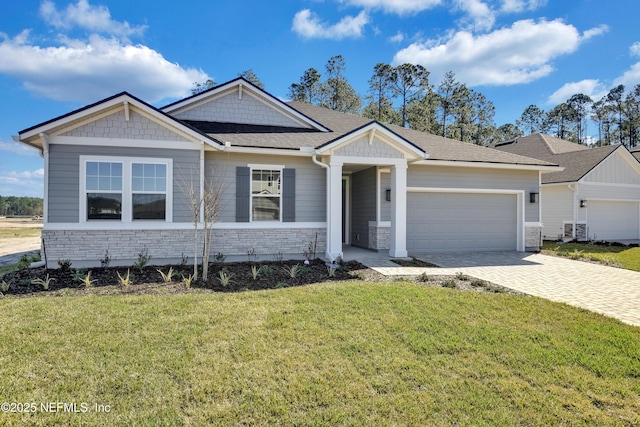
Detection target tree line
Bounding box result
[0,196,43,217]
[194,58,640,148]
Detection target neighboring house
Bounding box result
[16,78,559,268]
[493,133,640,242]
[632,147,640,162]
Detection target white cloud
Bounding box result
[500,0,547,13]
[39,0,146,40]
[393,19,604,87]
[389,31,405,43]
[292,9,369,40]
[0,169,45,197]
[547,79,608,105]
[582,24,608,40]
[0,139,40,156]
[454,0,495,31]
[630,42,640,57]
[0,32,209,103]
[614,62,640,88]
[340,0,442,15]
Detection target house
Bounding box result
[16,78,560,268]
[632,147,640,162]
[493,133,640,242]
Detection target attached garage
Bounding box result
[587,201,640,241]
[406,192,519,253]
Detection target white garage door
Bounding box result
[587,201,640,241]
[407,192,517,253]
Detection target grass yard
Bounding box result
[0,228,41,239]
[1,282,639,425]
[542,241,640,272]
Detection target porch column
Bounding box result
[389,163,408,258]
[326,159,343,261]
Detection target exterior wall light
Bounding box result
[529,192,539,203]
[580,200,587,208]
[386,189,391,201]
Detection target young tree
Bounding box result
[406,89,440,133]
[393,63,430,127]
[516,104,544,135]
[567,93,592,144]
[624,84,640,148]
[490,123,524,144]
[320,55,362,114]
[191,79,216,95]
[606,85,625,145]
[288,68,322,104]
[450,84,474,142]
[362,63,398,123]
[238,69,265,89]
[437,71,459,137]
[471,91,496,146]
[545,103,574,140]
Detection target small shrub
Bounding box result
[72,269,87,283]
[117,269,132,287]
[182,275,193,289]
[283,264,301,279]
[134,248,151,272]
[419,272,430,282]
[217,270,234,287]
[275,282,289,289]
[81,271,97,288]
[251,265,260,280]
[455,272,469,281]
[157,267,175,283]
[180,253,188,267]
[259,265,276,277]
[303,240,316,261]
[18,254,31,269]
[32,274,55,290]
[568,249,584,260]
[470,279,486,288]
[100,250,111,268]
[58,259,72,271]
[327,266,336,277]
[0,279,12,293]
[441,278,457,289]
[214,252,226,263]
[273,251,284,263]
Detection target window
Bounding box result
[86,161,123,220]
[132,163,166,220]
[251,169,281,221]
[82,157,172,223]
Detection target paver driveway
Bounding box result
[363,251,640,327]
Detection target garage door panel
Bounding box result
[587,201,640,241]
[407,193,517,252]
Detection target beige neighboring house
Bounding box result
[632,147,640,162]
[16,78,560,268]
[493,134,640,242]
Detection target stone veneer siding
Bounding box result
[525,225,542,251]
[42,227,326,268]
[368,222,390,251]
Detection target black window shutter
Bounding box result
[236,166,250,222]
[282,168,295,222]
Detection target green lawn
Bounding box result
[542,241,640,271]
[1,282,639,425]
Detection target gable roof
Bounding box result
[491,133,624,183]
[17,91,223,151]
[632,147,640,162]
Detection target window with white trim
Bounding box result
[251,168,281,221]
[81,157,172,222]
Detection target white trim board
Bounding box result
[43,221,327,231]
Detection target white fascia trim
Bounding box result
[330,155,408,167]
[524,222,543,227]
[223,146,314,157]
[413,159,562,172]
[248,163,285,170]
[407,187,524,195]
[44,221,327,231]
[542,182,575,187]
[369,221,391,227]
[578,181,640,189]
[317,123,425,158]
[53,135,199,151]
[580,198,640,203]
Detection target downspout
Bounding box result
[200,142,206,223]
[40,133,49,267]
[311,152,331,260]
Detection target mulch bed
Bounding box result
[0,259,521,297]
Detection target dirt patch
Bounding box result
[0,217,42,258]
[0,217,43,229]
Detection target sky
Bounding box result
[1,0,638,197]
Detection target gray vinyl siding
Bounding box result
[47,144,199,223]
[206,152,325,223]
[408,165,540,223]
[540,185,573,240]
[380,171,391,222]
[351,167,377,248]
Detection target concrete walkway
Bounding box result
[358,250,640,327]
